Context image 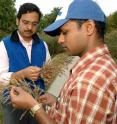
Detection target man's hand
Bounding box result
[10,87,57,124]
[11,66,41,81]
[22,66,41,81]
[39,93,56,106]
[10,87,38,110]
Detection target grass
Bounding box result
[0,106,3,124]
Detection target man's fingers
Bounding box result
[31,72,40,76]
[12,103,19,108]
[10,87,17,96]
[38,95,48,103]
[39,98,47,103]
[10,87,22,97]
[30,66,41,71]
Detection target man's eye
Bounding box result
[22,20,38,27]
[63,31,67,35]
[23,21,29,25]
[32,23,38,27]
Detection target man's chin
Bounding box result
[65,51,73,56]
[66,51,79,56]
[24,34,33,38]
[62,48,75,56]
[25,33,33,36]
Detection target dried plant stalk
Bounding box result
[0,53,74,102]
[0,53,74,119]
[0,78,42,120]
[40,53,74,87]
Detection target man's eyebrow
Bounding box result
[59,28,67,32]
[22,20,38,23]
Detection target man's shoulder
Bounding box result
[79,55,116,82]
[32,33,44,43]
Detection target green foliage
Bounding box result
[0,105,3,124]
[105,30,117,61]
[107,11,117,32]
[0,0,16,32]
[0,30,9,40]
[0,112,3,124]
[38,7,61,32]
[39,32,63,56]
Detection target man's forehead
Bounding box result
[60,20,77,30]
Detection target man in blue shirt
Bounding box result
[0,3,50,124]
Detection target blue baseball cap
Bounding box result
[44,0,106,36]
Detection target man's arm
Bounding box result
[11,66,41,82]
[68,83,111,123]
[0,41,12,85]
[38,93,56,106]
[43,41,51,62]
[0,41,42,84]
[10,87,57,124]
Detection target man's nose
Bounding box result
[27,24,33,30]
[58,34,64,44]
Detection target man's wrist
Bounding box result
[11,70,24,81]
[30,103,42,117]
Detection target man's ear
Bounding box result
[16,18,19,26]
[85,20,96,36]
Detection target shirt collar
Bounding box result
[17,31,32,46]
[72,44,110,74]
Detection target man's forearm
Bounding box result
[29,100,57,124]
[11,70,25,81]
[34,107,57,124]
[0,72,13,85]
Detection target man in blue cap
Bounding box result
[10,0,117,123]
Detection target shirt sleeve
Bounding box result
[0,41,13,85]
[43,41,51,62]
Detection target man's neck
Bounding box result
[18,31,32,43]
[23,37,32,43]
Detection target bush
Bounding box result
[107,11,117,32]
[39,32,63,56]
[105,30,117,62]
[0,30,9,40]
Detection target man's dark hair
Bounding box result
[17,3,42,21]
[76,19,106,39]
[94,21,106,39]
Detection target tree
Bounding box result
[0,0,16,32]
[38,7,61,32]
[107,11,117,32]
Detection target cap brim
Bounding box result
[44,19,69,36]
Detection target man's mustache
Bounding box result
[24,30,33,33]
